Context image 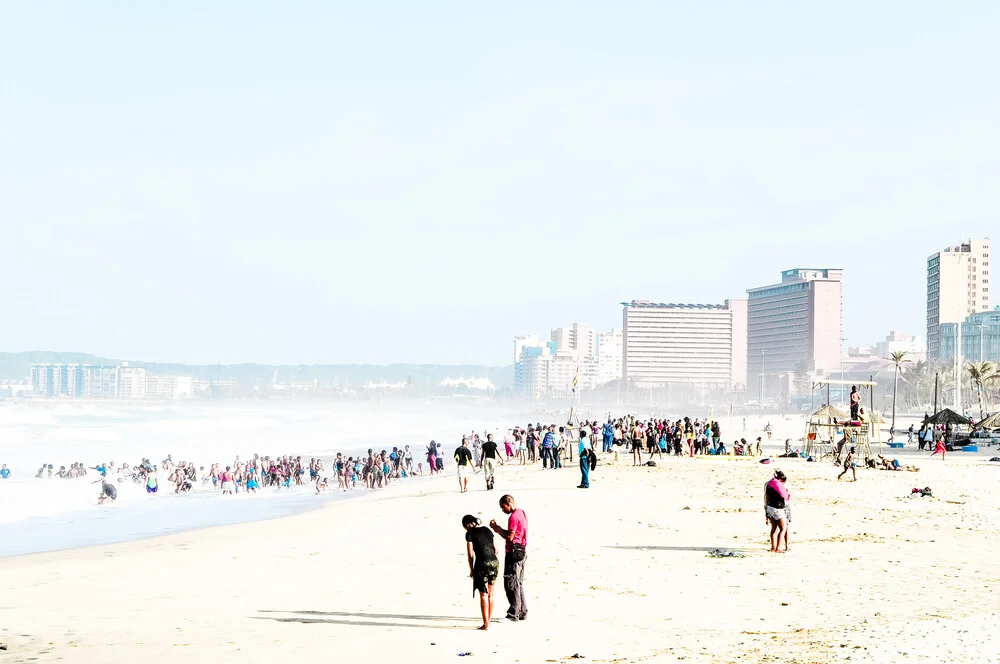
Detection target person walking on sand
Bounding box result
[490,494,528,622]
[930,434,947,460]
[837,447,857,481]
[481,433,502,491]
[578,429,592,488]
[454,437,474,493]
[426,440,439,476]
[462,515,500,630]
[765,469,789,553]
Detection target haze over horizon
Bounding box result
[2,2,998,366]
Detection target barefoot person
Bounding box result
[454,438,474,493]
[490,494,528,622]
[481,433,502,491]
[462,515,499,630]
[837,447,857,481]
[930,435,947,460]
[764,469,789,553]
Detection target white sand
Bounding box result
[2,415,999,663]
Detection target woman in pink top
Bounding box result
[764,469,790,553]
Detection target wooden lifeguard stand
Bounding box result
[807,379,879,463]
[805,405,848,460]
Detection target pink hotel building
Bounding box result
[746,268,843,402]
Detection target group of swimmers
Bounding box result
[35,462,90,479]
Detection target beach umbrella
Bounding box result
[810,405,849,420]
[973,411,1000,430]
[924,408,971,426]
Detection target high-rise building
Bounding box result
[118,366,148,400]
[550,323,596,360]
[597,328,624,385]
[926,239,991,359]
[30,363,192,399]
[875,331,926,363]
[622,299,748,390]
[746,269,843,402]
[939,306,1000,363]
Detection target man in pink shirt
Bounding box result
[490,494,528,622]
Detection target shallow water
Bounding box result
[0,400,509,557]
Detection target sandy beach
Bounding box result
[2,417,999,663]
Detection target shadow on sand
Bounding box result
[605,545,753,553]
[254,609,491,630]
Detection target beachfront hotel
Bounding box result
[926,238,992,359]
[597,328,623,386]
[514,324,601,398]
[30,363,194,400]
[746,269,843,403]
[939,306,1000,364]
[621,300,748,397]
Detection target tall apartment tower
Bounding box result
[926,239,992,359]
[746,269,843,401]
[622,299,748,390]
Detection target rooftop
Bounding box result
[622,300,728,310]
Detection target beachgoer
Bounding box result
[850,386,861,420]
[541,426,556,469]
[489,494,528,622]
[463,515,500,630]
[0,464,9,479]
[765,469,789,553]
[426,441,438,475]
[578,430,592,488]
[631,420,644,466]
[97,479,117,505]
[837,447,857,481]
[454,438,474,493]
[930,435,946,460]
[145,467,159,493]
[777,470,790,551]
[482,433,502,491]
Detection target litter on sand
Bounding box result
[707,549,746,558]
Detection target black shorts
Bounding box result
[631,440,642,451]
[102,484,117,500]
[472,559,500,595]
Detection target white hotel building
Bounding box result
[622,300,748,391]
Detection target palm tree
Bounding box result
[966,361,998,419]
[888,351,910,432]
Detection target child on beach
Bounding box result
[837,447,857,481]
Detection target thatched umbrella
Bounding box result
[924,408,971,426]
[973,411,1000,430]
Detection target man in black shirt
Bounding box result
[454,437,474,493]
[481,433,503,491]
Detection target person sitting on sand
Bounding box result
[462,514,499,630]
[837,447,857,482]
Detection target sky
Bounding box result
[2,1,999,366]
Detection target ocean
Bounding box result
[0,399,509,557]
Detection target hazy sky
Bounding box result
[2,2,998,366]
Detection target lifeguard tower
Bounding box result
[807,379,879,464]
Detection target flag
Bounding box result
[572,367,580,393]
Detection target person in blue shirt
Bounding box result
[541,426,557,469]
[0,464,10,479]
[602,421,615,453]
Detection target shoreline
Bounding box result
[3,436,999,662]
